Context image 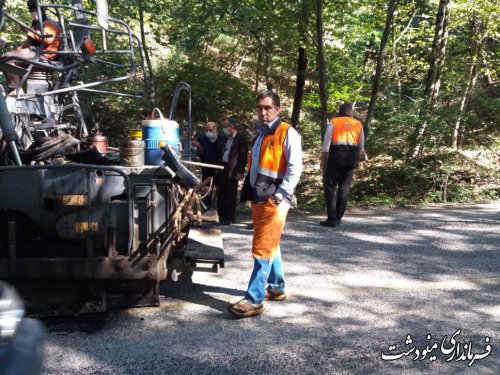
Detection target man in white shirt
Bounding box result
[228,91,302,318]
[320,102,364,227]
[217,117,248,225]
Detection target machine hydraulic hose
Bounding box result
[0,95,22,165]
[168,82,192,162]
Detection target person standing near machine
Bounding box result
[228,91,302,318]
[218,117,248,225]
[192,121,224,207]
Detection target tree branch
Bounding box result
[394,11,416,45]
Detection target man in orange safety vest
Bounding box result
[228,91,302,318]
[320,102,364,227]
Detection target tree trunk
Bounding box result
[392,11,416,105]
[451,16,487,149]
[291,47,308,128]
[408,0,450,158]
[451,62,479,149]
[391,19,402,105]
[138,0,155,106]
[364,0,399,137]
[255,46,262,93]
[264,42,273,91]
[315,0,328,136]
[423,0,450,106]
[277,64,285,93]
[355,34,376,98]
[222,37,245,73]
[291,0,311,129]
[482,52,493,85]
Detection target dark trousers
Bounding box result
[324,164,355,222]
[217,164,238,222]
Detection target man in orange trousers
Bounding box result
[228,91,302,318]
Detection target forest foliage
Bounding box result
[2,0,499,208]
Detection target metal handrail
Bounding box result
[1,3,147,99]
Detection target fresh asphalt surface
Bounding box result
[42,203,500,374]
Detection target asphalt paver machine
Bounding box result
[0,0,223,315]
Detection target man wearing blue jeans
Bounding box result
[228,91,302,318]
[245,247,286,306]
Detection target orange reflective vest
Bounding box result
[331,116,363,146]
[329,116,363,168]
[257,121,290,180]
[252,121,291,203]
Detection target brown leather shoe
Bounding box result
[264,289,286,301]
[227,299,264,317]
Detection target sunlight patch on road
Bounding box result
[222,232,252,240]
[286,283,355,302]
[44,342,119,372]
[205,291,237,303]
[474,305,500,320]
[265,302,310,319]
[340,231,422,245]
[413,229,468,241]
[337,270,480,291]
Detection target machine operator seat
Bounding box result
[0,19,96,98]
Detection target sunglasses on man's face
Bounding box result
[256,105,276,111]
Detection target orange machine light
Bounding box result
[83,38,97,54]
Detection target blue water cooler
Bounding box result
[141,108,180,165]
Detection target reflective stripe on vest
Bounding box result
[257,166,285,180]
[256,121,291,181]
[331,117,362,146]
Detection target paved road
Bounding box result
[43,203,500,374]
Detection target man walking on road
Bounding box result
[320,102,364,227]
[228,91,302,318]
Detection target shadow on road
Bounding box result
[160,270,245,316]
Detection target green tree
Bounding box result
[408,0,451,158]
[365,0,399,136]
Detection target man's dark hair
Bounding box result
[27,0,38,11]
[257,91,280,107]
[339,102,353,116]
[225,117,238,129]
